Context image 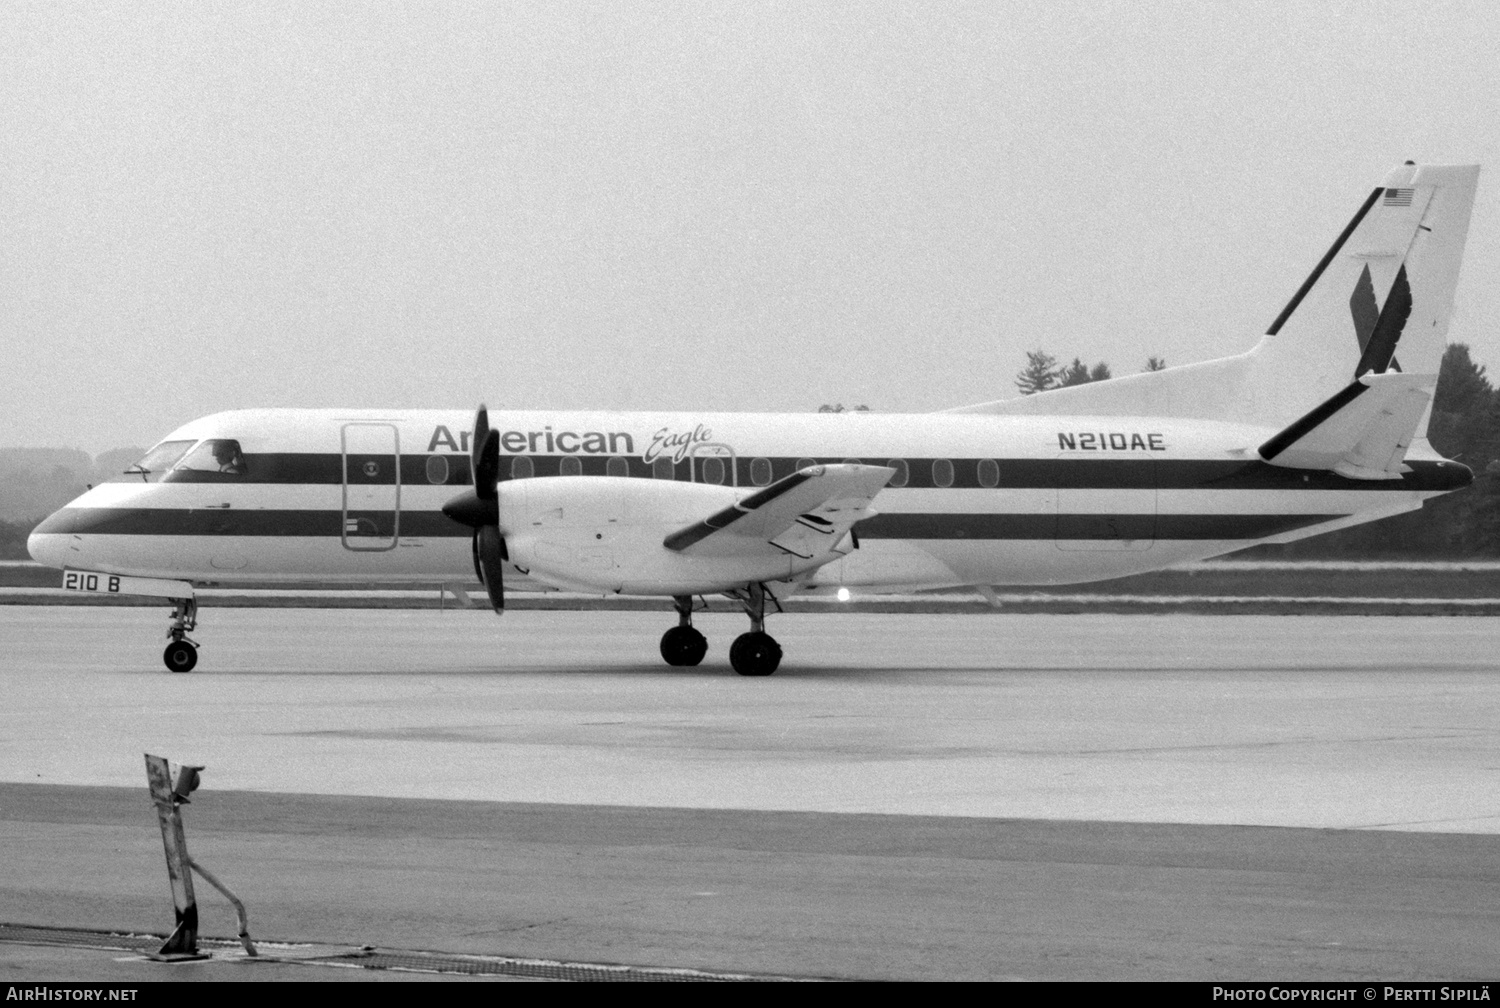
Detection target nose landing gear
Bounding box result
[660,596,709,666]
[163,598,199,673]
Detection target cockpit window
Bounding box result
[121,441,195,483]
[173,439,248,477]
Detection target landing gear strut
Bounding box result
[163,597,199,673]
[728,582,782,677]
[660,596,708,666]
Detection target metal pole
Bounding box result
[143,754,206,960]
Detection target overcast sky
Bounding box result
[3,0,1498,454]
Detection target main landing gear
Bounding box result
[659,585,783,676]
[728,582,783,677]
[163,597,199,673]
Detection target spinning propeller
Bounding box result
[440,405,506,613]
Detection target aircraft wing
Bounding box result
[1258,371,1436,479]
[663,464,894,559]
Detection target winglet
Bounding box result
[1257,371,1436,479]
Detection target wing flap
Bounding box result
[663,464,894,558]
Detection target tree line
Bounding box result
[1015,350,1166,395]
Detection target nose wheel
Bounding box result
[660,625,708,666]
[661,596,709,666]
[163,597,200,673]
[163,640,198,673]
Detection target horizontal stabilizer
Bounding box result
[663,464,893,558]
[1257,371,1435,479]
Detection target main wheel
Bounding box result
[729,631,782,676]
[660,625,708,667]
[163,640,198,674]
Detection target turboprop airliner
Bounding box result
[28,162,1480,676]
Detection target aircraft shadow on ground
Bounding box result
[173,659,1488,678]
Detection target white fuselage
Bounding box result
[27,406,1468,596]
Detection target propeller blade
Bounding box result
[442,422,500,529]
[471,404,490,479]
[473,429,500,501]
[476,524,506,613]
[451,405,504,614]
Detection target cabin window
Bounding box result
[425,455,450,485]
[559,456,582,477]
[652,457,675,480]
[978,458,1000,488]
[510,456,534,480]
[172,439,248,478]
[606,456,630,478]
[750,457,773,486]
[121,440,194,483]
[886,459,908,488]
[700,457,726,485]
[932,458,954,488]
[795,457,817,472]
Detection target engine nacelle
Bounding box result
[495,476,834,595]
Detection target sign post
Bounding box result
[144,753,206,960]
[143,754,257,960]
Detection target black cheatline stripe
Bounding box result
[859,513,1342,541]
[1168,458,1466,492]
[1264,186,1385,336]
[1258,381,1369,461]
[38,508,1343,542]
[121,455,1469,493]
[157,453,479,487]
[32,509,470,538]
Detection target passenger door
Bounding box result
[342,423,400,551]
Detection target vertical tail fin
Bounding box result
[946,163,1480,431]
[1252,163,1479,430]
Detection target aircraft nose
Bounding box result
[27,510,79,569]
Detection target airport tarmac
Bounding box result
[2,607,1498,980]
[3,607,1498,830]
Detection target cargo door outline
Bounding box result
[341,423,400,551]
[1055,455,1156,551]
